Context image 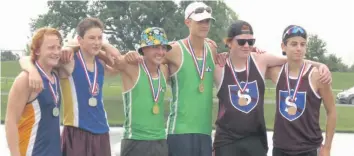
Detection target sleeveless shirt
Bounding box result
[214,55,267,150]
[273,64,322,154]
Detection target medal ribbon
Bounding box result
[227,56,250,93]
[35,61,59,105]
[77,50,98,96]
[285,62,306,101]
[187,38,206,80]
[142,60,161,103]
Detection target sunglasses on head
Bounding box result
[187,7,212,19]
[283,26,305,39]
[235,39,256,46]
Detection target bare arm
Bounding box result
[118,56,140,92]
[152,41,183,78]
[62,40,120,65]
[19,54,74,85]
[105,65,120,77]
[206,38,219,64]
[265,66,282,83]
[260,52,331,84]
[314,69,336,152]
[160,64,170,85]
[19,56,36,73]
[97,43,124,72]
[101,43,121,58]
[5,72,34,156]
[305,60,324,68]
[55,53,76,79]
[98,59,120,77]
[163,41,181,65]
[213,65,223,90]
[56,64,71,79]
[97,50,115,67]
[19,56,43,92]
[95,49,120,77]
[261,52,324,68]
[260,52,287,68]
[64,39,80,53]
[111,53,135,72]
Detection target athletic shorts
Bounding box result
[120,139,168,156]
[167,133,212,156]
[213,136,266,156]
[61,126,111,156]
[272,147,320,156]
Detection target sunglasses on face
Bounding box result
[283,26,305,39]
[235,39,256,46]
[187,7,212,19]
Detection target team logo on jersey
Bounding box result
[279,90,307,121]
[205,66,212,72]
[228,80,259,114]
[160,87,165,92]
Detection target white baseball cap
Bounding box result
[184,2,215,21]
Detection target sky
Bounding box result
[0,0,353,66]
[227,0,354,66]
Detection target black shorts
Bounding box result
[213,136,266,156]
[272,147,319,156]
[61,126,111,156]
[120,139,168,156]
[167,133,212,156]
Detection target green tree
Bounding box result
[179,0,238,53]
[349,63,354,72]
[96,1,184,52]
[0,50,19,61]
[322,54,348,72]
[306,34,349,72]
[30,1,92,39]
[24,43,31,56]
[306,34,327,63]
[30,1,238,52]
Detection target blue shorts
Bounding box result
[167,133,212,156]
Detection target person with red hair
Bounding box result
[5,27,63,156]
[19,17,120,156]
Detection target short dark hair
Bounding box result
[227,20,253,38]
[224,20,253,48]
[281,25,307,55]
[76,17,104,37]
[282,25,307,45]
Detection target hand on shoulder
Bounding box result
[205,38,218,48]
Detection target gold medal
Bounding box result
[199,82,204,93]
[187,38,207,92]
[288,106,297,115]
[238,97,247,106]
[227,57,251,101]
[153,103,159,114]
[285,62,306,115]
[142,60,162,115]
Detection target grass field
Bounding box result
[1,61,354,132]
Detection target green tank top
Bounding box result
[167,40,215,135]
[123,64,167,140]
